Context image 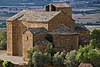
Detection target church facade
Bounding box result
[6,2,90,60]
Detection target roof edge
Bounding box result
[7,10,27,21]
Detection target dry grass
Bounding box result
[72,13,100,23]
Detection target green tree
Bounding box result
[53,52,66,67]
[32,51,44,67]
[91,29,100,48]
[0,31,7,50]
[27,46,40,67]
[76,44,100,67]
[28,46,51,67]
[45,44,54,57]
[65,50,79,67]
[76,45,93,63]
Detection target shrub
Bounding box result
[53,52,66,67]
[28,47,52,67]
[3,61,13,67]
[0,39,7,50]
[27,46,40,59]
[91,29,100,49]
[65,50,79,67]
[45,44,55,58]
[0,59,4,63]
[31,51,47,67]
[90,49,100,67]
[76,44,100,67]
[0,31,7,50]
[76,45,93,63]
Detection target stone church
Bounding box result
[6,2,90,60]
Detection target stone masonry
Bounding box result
[6,2,90,60]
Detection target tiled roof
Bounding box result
[50,2,70,7]
[79,36,90,43]
[34,39,51,45]
[7,10,27,21]
[75,25,90,32]
[28,27,48,34]
[19,10,61,22]
[7,10,60,22]
[51,24,78,35]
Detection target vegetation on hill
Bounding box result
[0,30,7,50]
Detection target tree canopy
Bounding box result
[91,29,100,48]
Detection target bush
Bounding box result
[91,29,100,49]
[0,59,4,67]
[76,45,93,63]
[91,49,100,67]
[45,44,54,56]
[27,46,40,59]
[0,31,7,50]
[76,44,100,67]
[65,50,79,67]
[0,39,7,50]
[53,52,66,67]
[0,59,4,63]
[28,46,52,67]
[3,61,13,67]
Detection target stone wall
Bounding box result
[12,21,23,56]
[56,7,72,17]
[22,21,48,30]
[48,12,75,31]
[22,30,33,61]
[6,21,13,56]
[53,34,79,52]
[37,45,47,52]
[45,4,72,17]
[7,20,27,56]
[33,34,47,43]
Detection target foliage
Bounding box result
[45,44,54,57]
[90,49,100,67]
[32,51,44,67]
[0,59,4,63]
[0,31,7,50]
[91,29,100,48]
[3,61,13,67]
[76,45,92,63]
[76,45,93,63]
[28,46,40,67]
[30,51,51,67]
[76,44,100,67]
[28,46,51,67]
[27,46,40,59]
[53,52,66,67]
[65,50,79,67]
